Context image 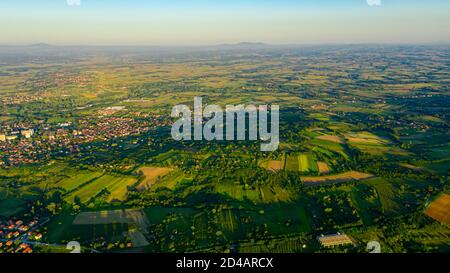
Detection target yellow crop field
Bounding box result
[425,194,450,227]
[136,167,173,191]
[302,171,374,186]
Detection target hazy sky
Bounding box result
[1,0,449,45]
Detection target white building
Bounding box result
[6,135,17,141]
[21,129,34,139]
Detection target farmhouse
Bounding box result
[317,233,354,247]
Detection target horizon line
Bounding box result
[1,41,450,48]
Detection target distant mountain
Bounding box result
[28,43,53,47]
[213,42,270,49]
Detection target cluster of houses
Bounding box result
[0,94,45,106]
[22,71,92,91]
[0,219,43,253]
[0,114,170,165]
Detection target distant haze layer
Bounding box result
[1,0,449,45]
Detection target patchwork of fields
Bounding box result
[0,45,449,253]
[261,153,327,175]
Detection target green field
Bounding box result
[364,178,400,215]
[57,171,104,192]
[298,154,318,172]
[424,159,450,176]
[285,153,318,173]
[259,185,291,203]
[285,155,299,171]
[215,182,261,203]
[65,174,137,203]
[144,207,198,224]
